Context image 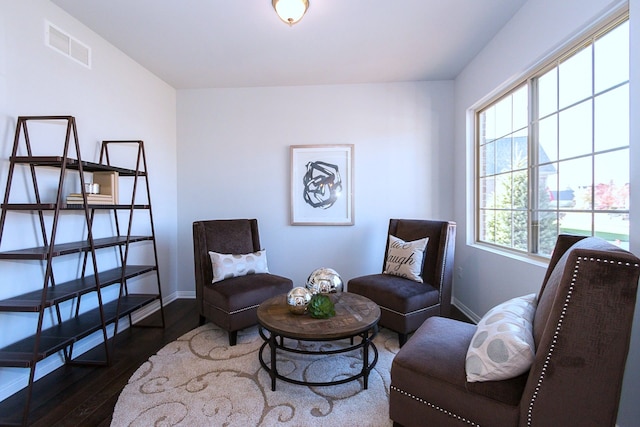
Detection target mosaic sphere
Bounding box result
[305,267,343,295]
[286,286,312,314]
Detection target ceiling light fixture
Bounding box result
[272,0,309,26]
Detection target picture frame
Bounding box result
[290,144,354,226]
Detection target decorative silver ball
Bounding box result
[287,286,312,315]
[305,267,343,295]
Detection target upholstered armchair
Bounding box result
[390,235,640,427]
[193,219,293,346]
[347,219,456,346]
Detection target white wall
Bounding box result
[620,0,639,423]
[0,0,178,401]
[176,82,455,290]
[453,0,638,424]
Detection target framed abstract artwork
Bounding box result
[290,144,354,225]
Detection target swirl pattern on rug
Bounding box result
[111,323,398,426]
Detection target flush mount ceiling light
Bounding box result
[272,0,309,26]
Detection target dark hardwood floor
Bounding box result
[0,299,199,427]
[0,299,472,426]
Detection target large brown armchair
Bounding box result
[390,235,640,426]
[193,219,293,345]
[347,219,456,346]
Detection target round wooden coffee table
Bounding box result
[257,292,380,391]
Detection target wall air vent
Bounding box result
[45,21,91,68]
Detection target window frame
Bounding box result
[473,11,630,259]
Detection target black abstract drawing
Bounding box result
[302,160,343,209]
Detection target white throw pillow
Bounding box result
[466,293,537,382]
[209,250,269,284]
[383,235,429,283]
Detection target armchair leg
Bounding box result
[398,333,408,348]
[228,330,238,346]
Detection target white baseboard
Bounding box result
[0,290,189,403]
[173,290,196,299]
[452,297,481,324]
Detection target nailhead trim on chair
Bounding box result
[380,305,433,317]
[390,385,480,426]
[212,304,260,315]
[526,256,640,426]
[229,304,260,315]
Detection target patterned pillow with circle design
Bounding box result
[465,293,537,382]
[209,250,269,284]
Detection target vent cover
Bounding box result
[45,21,91,68]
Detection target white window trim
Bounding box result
[466,4,629,263]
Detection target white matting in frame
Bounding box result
[290,144,354,225]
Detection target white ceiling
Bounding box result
[51,0,527,90]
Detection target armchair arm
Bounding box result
[521,248,640,426]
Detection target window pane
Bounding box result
[493,210,513,247]
[539,114,558,162]
[558,157,592,210]
[594,213,629,249]
[595,21,629,92]
[559,100,592,159]
[513,130,528,169]
[496,137,512,172]
[513,86,528,131]
[495,96,513,138]
[481,108,496,141]
[513,210,528,250]
[559,46,592,108]
[480,140,495,176]
[480,210,495,243]
[495,173,512,207]
[594,149,629,210]
[512,170,528,209]
[536,211,558,256]
[560,212,593,236]
[538,68,557,118]
[480,177,495,208]
[594,85,628,152]
[539,163,558,209]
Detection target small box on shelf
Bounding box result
[66,171,119,204]
[92,171,119,204]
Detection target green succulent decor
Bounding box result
[308,294,336,319]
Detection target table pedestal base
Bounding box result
[258,326,379,391]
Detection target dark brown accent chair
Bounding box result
[347,219,456,347]
[193,219,293,346]
[390,235,640,427]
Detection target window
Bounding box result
[477,15,629,257]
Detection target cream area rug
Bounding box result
[111,322,398,426]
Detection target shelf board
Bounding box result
[0,294,160,368]
[1,203,151,210]
[10,156,145,177]
[0,235,154,260]
[62,203,151,209]
[0,265,157,312]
